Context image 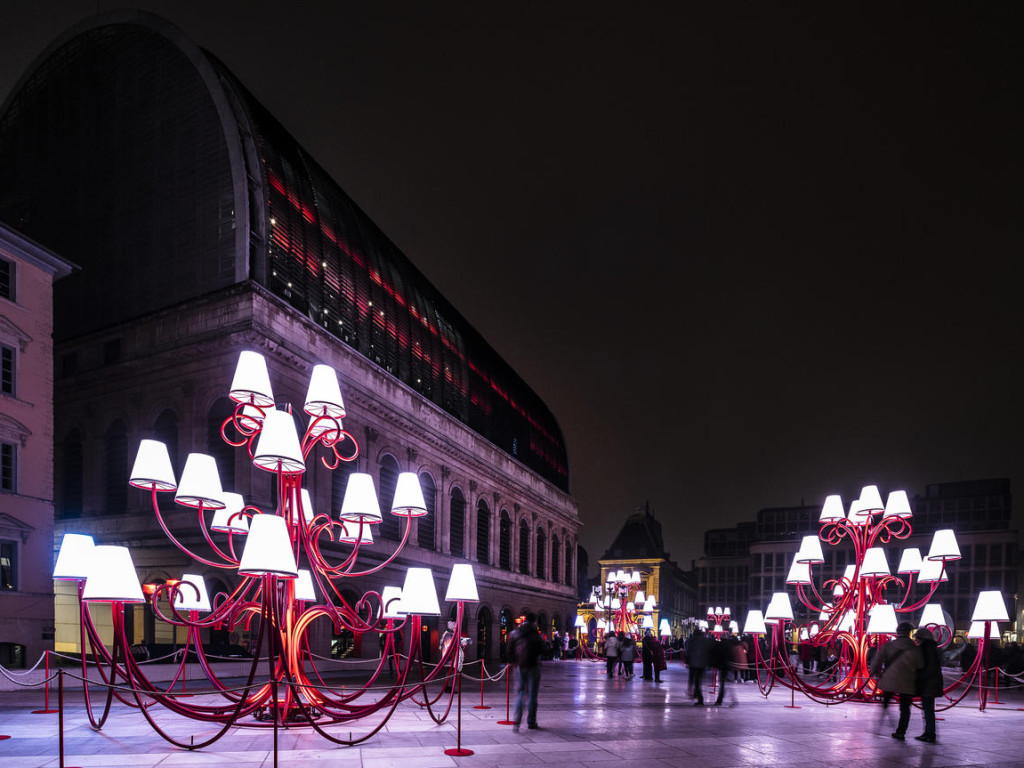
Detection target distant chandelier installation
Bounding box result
[53,351,479,748]
[589,569,655,636]
[745,484,1010,708]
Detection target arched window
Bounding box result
[476,498,490,565]
[551,535,560,584]
[538,613,548,637]
[535,526,546,579]
[378,454,400,540]
[499,607,514,662]
[417,472,436,550]
[104,419,128,514]
[207,398,236,491]
[518,518,530,574]
[154,409,178,469]
[449,487,465,558]
[564,542,573,585]
[499,510,512,570]
[59,430,83,519]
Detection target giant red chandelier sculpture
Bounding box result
[589,569,655,637]
[52,351,478,748]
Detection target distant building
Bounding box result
[699,479,1018,636]
[0,222,74,667]
[581,504,697,639]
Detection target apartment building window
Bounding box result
[0,539,15,590]
[0,258,13,301]
[1,344,13,395]
[1,441,15,493]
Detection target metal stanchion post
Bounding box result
[32,649,60,714]
[497,664,515,725]
[444,670,474,756]
[473,663,491,709]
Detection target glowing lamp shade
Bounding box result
[648,594,657,607]
[883,490,913,518]
[175,574,212,612]
[611,598,622,610]
[229,351,274,407]
[574,615,586,628]
[445,563,479,602]
[338,520,373,544]
[289,489,315,526]
[819,494,846,522]
[642,615,654,629]
[238,404,265,431]
[866,604,897,635]
[896,548,922,574]
[294,569,316,602]
[917,557,948,584]
[927,529,961,562]
[764,592,794,622]
[252,410,305,473]
[174,453,225,509]
[238,515,298,577]
[796,535,825,564]
[381,586,403,618]
[630,570,641,584]
[972,591,1009,622]
[634,590,646,604]
[859,485,885,513]
[744,609,768,634]
[82,546,144,603]
[391,473,427,517]
[643,599,655,613]
[786,557,812,585]
[307,414,341,441]
[398,567,440,615]
[968,621,1000,640]
[860,547,890,577]
[918,603,946,629]
[211,492,249,534]
[659,619,671,636]
[53,533,95,580]
[129,440,177,491]
[339,473,382,523]
[626,602,636,612]
[603,595,611,608]
[303,364,346,419]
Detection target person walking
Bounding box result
[687,628,710,705]
[620,635,637,678]
[604,631,621,678]
[869,621,923,740]
[915,628,942,743]
[641,629,655,680]
[507,612,545,731]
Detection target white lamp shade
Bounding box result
[398,567,440,615]
[238,404,266,431]
[642,615,654,629]
[392,472,428,517]
[174,453,225,509]
[698,619,708,629]
[744,610,767,634]
[211,492,249,533]
[764,592,794,621]
[381,586,404,618]
[175,573,212,612]
[786,557,812,585]
[289,488,315,526]
[54,533,95,580]
[82,546,144,603]
[603,595,611,607]
[294,569,316,602]
[574,615,586,628]
[896,548,922,574]
[859,485,885,513]
[634,590,646,604]
[838,610,856,633]
[967,621,1000,640]
[919,603,946,629]
[229,351,274,406]
[238,515,298,577]
[252,410,305,473]
[972,591,1010,622]
[630,571,641,583]
[129,440,177,491]
[927,529,961,561]
[445,563,479,602]
[339,473,382,523]
[917,557,948,583]
[848,498,872,526]
[883,489,913,518]
[338,520,374,544]
[626,602,636,612]
[659,619,671,636]
[819,494,846,522]
[715,606,723,616]
[648,594,657,607]
[303,364,346,419]
[611,598,621,610]
[643,599,655,613]
[307,414,341,441]
[866,603,897,635]
[860,547,890,577]
[796,535,825,564]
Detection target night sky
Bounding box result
[2,3,1022,568]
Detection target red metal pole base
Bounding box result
[444,748,475,756]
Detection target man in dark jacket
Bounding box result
[507,612,544,731]
[869,621,923,740]
[914,627,942,742]
[687,628,710,705]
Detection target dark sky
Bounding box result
[2,2,1022,568]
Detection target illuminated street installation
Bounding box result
[745,485,1010,710]
[52,351,478,747]
[589,570,655,637]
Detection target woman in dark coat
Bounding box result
[915,628,942,742]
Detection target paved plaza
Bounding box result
[2,660,1023,768]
